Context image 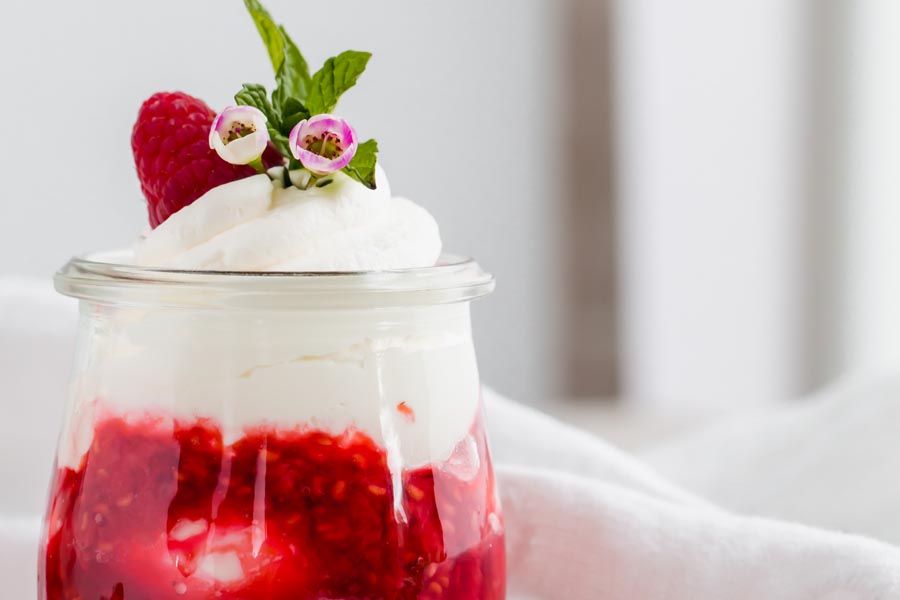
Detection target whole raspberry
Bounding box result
[131,91,282,228]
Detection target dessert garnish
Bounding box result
[208,106,271,169]
[132,0,379,229]
[130,0,442,273]
[131,91,282,229]
[288,114,360,177]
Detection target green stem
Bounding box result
[249,157,266,174]
[303,173,320,190]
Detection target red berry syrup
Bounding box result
[40,410,505,599]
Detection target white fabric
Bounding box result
[640,373,900,545]
[3,277,900,598]
[487,391,900,599]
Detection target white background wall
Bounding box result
[0,0,565,402]
[614,0,900,409]
[614,0,811,409]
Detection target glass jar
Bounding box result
[40,252,504,600]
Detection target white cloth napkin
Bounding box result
[487,389,900,599]
[3,278,900,599]
[640,372,900,545]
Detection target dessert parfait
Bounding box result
[39,2,504,599]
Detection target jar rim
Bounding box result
[55,250,495,309]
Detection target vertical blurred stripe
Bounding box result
[802,0,848,388]
[564,0,619,397]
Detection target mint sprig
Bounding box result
[234,83,277,124]
[279,97,310,132]
[238,0,378,186]
[272,27,311,108]
[243,1,301,75]
[306,51,372,115]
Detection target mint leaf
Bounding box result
[272,27,311,107]
[243,0,285,72]
[244,0,311,103]
[280,97,310,133]
[306,51,372,115]
[343,139,379,189]
[235,83,280,127]
[269,130,292,161]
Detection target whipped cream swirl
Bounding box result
[134,166,442,272]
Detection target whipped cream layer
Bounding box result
[58,303,481,471]
[134,166,442,272]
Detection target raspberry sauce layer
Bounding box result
[40,411,505,599]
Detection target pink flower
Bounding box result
[209,106,270,165]
[288,114,358,175]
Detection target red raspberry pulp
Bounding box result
[40,411,505,599]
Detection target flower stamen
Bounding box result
[224,121,257,143]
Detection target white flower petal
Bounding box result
[216,132,267,165]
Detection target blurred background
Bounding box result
[2,0,900,414]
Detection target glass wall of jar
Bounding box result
[41,253,504,600]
